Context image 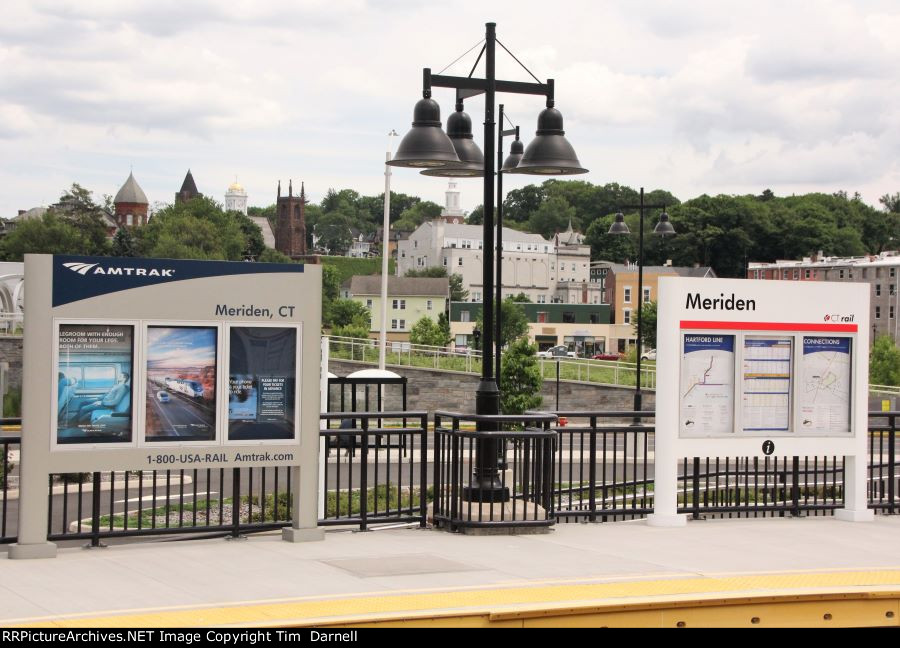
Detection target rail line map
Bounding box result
[680,335,734,436]
[800,336,851,435]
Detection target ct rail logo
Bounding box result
[824,313,855,323]
[62,262,98,275]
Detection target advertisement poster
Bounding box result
[56,323,134,444]
[800,336,852,435]
[145,326,218,442]
[741,336,792,433]
[228,327,297,440]
[680,334,735,437]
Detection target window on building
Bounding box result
[537,312,548,323]
[391,319,399,330]
[891,285,896,296]
[442,257,447,266]
[462,240,471,249]
[891,305,895,319]
[623,309,631,324]
[537,295,546,304]
[875,306,881,319]
[793,269,799,279]
[477,241,483,249]
[450,242,456,248]
[414,240,417,248]
[392,299,406,310]
[460,310,470,322]
[473,292,481,301]
[563,311,575,323]
[876,285,882,297]
[589,313,599,324]
[804,269,810,279]
[643,287,651,303]
[839,269,845,279]
[624,287,632,303]
[783,269,789,279]
[458,258,463,266]
[427,300,433,310]
[366,299,373,309]
[848,271,853,279]
[892,268,897,278]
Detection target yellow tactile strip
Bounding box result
[6,570,900,628]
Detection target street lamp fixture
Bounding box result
[389,22,587,503]
[607,187,675,414]
[389,93,461,168]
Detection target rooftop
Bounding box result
[343,275,450,297]
[749,251,900,269]
[113,172,149,205]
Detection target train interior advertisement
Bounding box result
[145,326,218,442]
[228,326,297,441]
[56,323,134,444]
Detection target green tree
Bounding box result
[231,212,265,258]
[409,316,449,347]
[509,292,531,303]
[404,267,448,278]
[0,213,89,260]
[499,338,543,415]
[136,196,246,260]
[527,195,576,238]
[393,200,441,232]
[634,300,658,351]
[404,267,468,301]
[870,335,900,386]
[472,298,529,350]
[258,248,292,263]
[329,299,370,329]
[111,227,137,257]
[880,192,900,213]
[315,209,354,255]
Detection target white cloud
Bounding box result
[2,0,900,217]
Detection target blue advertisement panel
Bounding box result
[57,324,134,444]
[145,326,218,442]
[228,326,297,441]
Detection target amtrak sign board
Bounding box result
[10,255,324,559]
[649,276,873,527]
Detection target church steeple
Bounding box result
[175,169,202,204]
[275,178,307,259]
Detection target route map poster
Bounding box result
[741,336,792,433]
[228,326,297,441]
[56,324,134,444]
[800,336,851,435]
[145,326,217,442]
[680,334,735,437]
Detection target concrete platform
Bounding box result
[2,516,900,627]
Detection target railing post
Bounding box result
[89,472,102,548]
[589,416,597,523]
[889,414,896,515]
[692,457,701,520]
[231,467,241,538]
[420,414,428,527]
[360,417,369,531]
[791,456,800,517]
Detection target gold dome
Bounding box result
[227,181,244,192]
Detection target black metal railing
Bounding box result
[433,411,557,531]
[0,421,19,544]
[46,466,294,545]
[868,410,898,515]
[319,411,428,531]
[550,411,655,522]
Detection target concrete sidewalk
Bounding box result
[2,516,900,627]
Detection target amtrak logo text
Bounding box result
[63,262,175,278]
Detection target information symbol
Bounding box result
[762,440,775,456]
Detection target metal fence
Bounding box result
[0,411,897,544]
[433,411,557,531]
[320,411,428,531]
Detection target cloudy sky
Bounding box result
[3,0,900,217]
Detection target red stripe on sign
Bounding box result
[680,320,858,332]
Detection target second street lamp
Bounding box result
[607,187,675,413]
[389,22,587,502]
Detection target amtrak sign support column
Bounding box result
[649,276,873,527]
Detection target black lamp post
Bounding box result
[389,22,587,501]
[607,187,675,413]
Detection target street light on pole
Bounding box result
[607,187,675,413]
[388,22,587,502]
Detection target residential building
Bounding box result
[341,275,450,341]
[748,251,900,343]
[449,301,627,356]
[600,261,716,352]
[397,218,599,305]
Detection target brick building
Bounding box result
[274,180,307,259]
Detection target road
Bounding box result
[146,386,215,441]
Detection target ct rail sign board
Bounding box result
[649,276,873,527]
[10,255,324,559]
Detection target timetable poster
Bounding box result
[680,334,735,437]
[741,336,792,433]
[228,326,297,441]
[800,336,852,435]
[57,324,134,444]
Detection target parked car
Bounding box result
[641,349,657,361]
[591,352,622,361]
[537,345,576,358]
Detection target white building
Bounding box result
[397,216,600,305]
[225,180,248,215]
